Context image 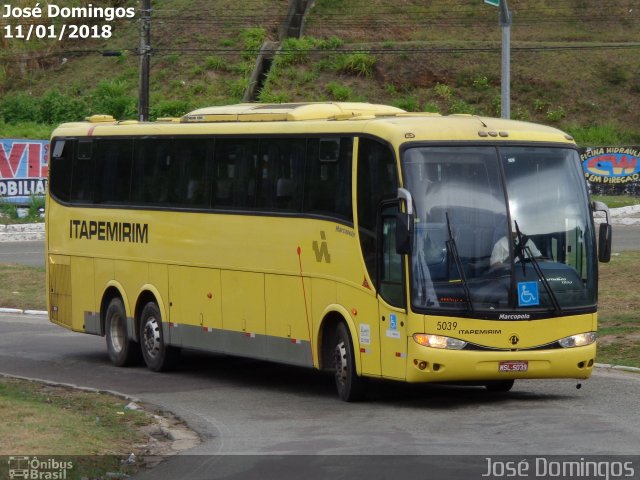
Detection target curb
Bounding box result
[594,362,640,374]
[0,372,142,403]
[0,307,48,315]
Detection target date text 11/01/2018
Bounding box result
[3,24,112,40]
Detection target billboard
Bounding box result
[0,139,49,205]
[581,146,640,197]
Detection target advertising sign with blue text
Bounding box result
[0,139,49,204]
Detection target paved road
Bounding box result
[611,224,640,252]
[0,225,638,269]
[0,241,44,267]
[1,313,639,479]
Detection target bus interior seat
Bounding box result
[215,179,233,205]
[276,178,293,209]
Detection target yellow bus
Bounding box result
[46,102,612,401]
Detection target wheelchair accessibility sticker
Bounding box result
[518,281,539,307]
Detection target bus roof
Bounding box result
[52,102,575,146]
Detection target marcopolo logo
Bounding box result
[7,456,73,479]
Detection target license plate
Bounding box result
[499,360,528,372]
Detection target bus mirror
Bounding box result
[396,212,412,255]
[598,223,612,263]
[395,188,414,255]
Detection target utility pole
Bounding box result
[138,0,151,121]
[499,0,511,119]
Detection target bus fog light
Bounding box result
[559,332,597,348]
[413,333,467,350]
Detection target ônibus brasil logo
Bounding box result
[7,456,73,479]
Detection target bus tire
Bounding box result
[105,297,140,367]
[139,301,180,372]
[333,322,366,402]
[485,380,515,393]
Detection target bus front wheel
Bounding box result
[333,323,366,402]
[105,297,140,367]
[139,301,179,372]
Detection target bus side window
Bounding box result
[304,137,353,221]
[49,139,73,202]
[256,138,305,212]
[70,139,95,203]
[213,139,259,209]
[95,139,133,204]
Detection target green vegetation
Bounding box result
[597,251,640,368]
[0,378,153,478]
[592,195,640,209]
[0,197,45,224]
[0,264,45,310]
[1,0,639,145]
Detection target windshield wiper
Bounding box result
[445,212,474,313]
[513,220,562,315]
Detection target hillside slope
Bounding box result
[1,0,639,143]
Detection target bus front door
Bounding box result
[378,205,408,380]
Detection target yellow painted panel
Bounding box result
[169,266,221,328]
[94,258,114,307]
[379,302,408,380]
[114,260,148,315]
[148,263,169,320]
[265,274,311,341]
[337,284,380,376]
[70,257,95,332]
[221,270,265,334]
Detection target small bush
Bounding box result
[546,106,566,122]
[392,96,420,112]
[434,83,453,100]
[0,94,40,123]
[38,90,89,124]
[326,82,351,101]
[91,80,136,120]
[276,37,317,67]
[334,53,376,77]
[205,56,226,71]
[317,36,344,50]
[150,100,191,119]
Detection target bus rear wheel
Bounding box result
[139,301,180,372]
[333,322,366,402]
[105,297,140,367]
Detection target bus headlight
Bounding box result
[558,332,597,348]
[413,333,467,350]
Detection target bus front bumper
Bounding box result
[405,341,596,383]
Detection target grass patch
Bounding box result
[591,195,640,209]
[0,378,154,478]
[0,264,46,310]
[597,251,640,367]
[0,197,46,224]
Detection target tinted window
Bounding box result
[213,139,260,209]
[49,139,72,202]
[304,137,353,221]
[70,140,95,203]
[256,138,305,212]
[357,137,397,286]
[95,139,133,203]
[131,138,210,207]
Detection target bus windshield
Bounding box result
[402,145,596,315]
